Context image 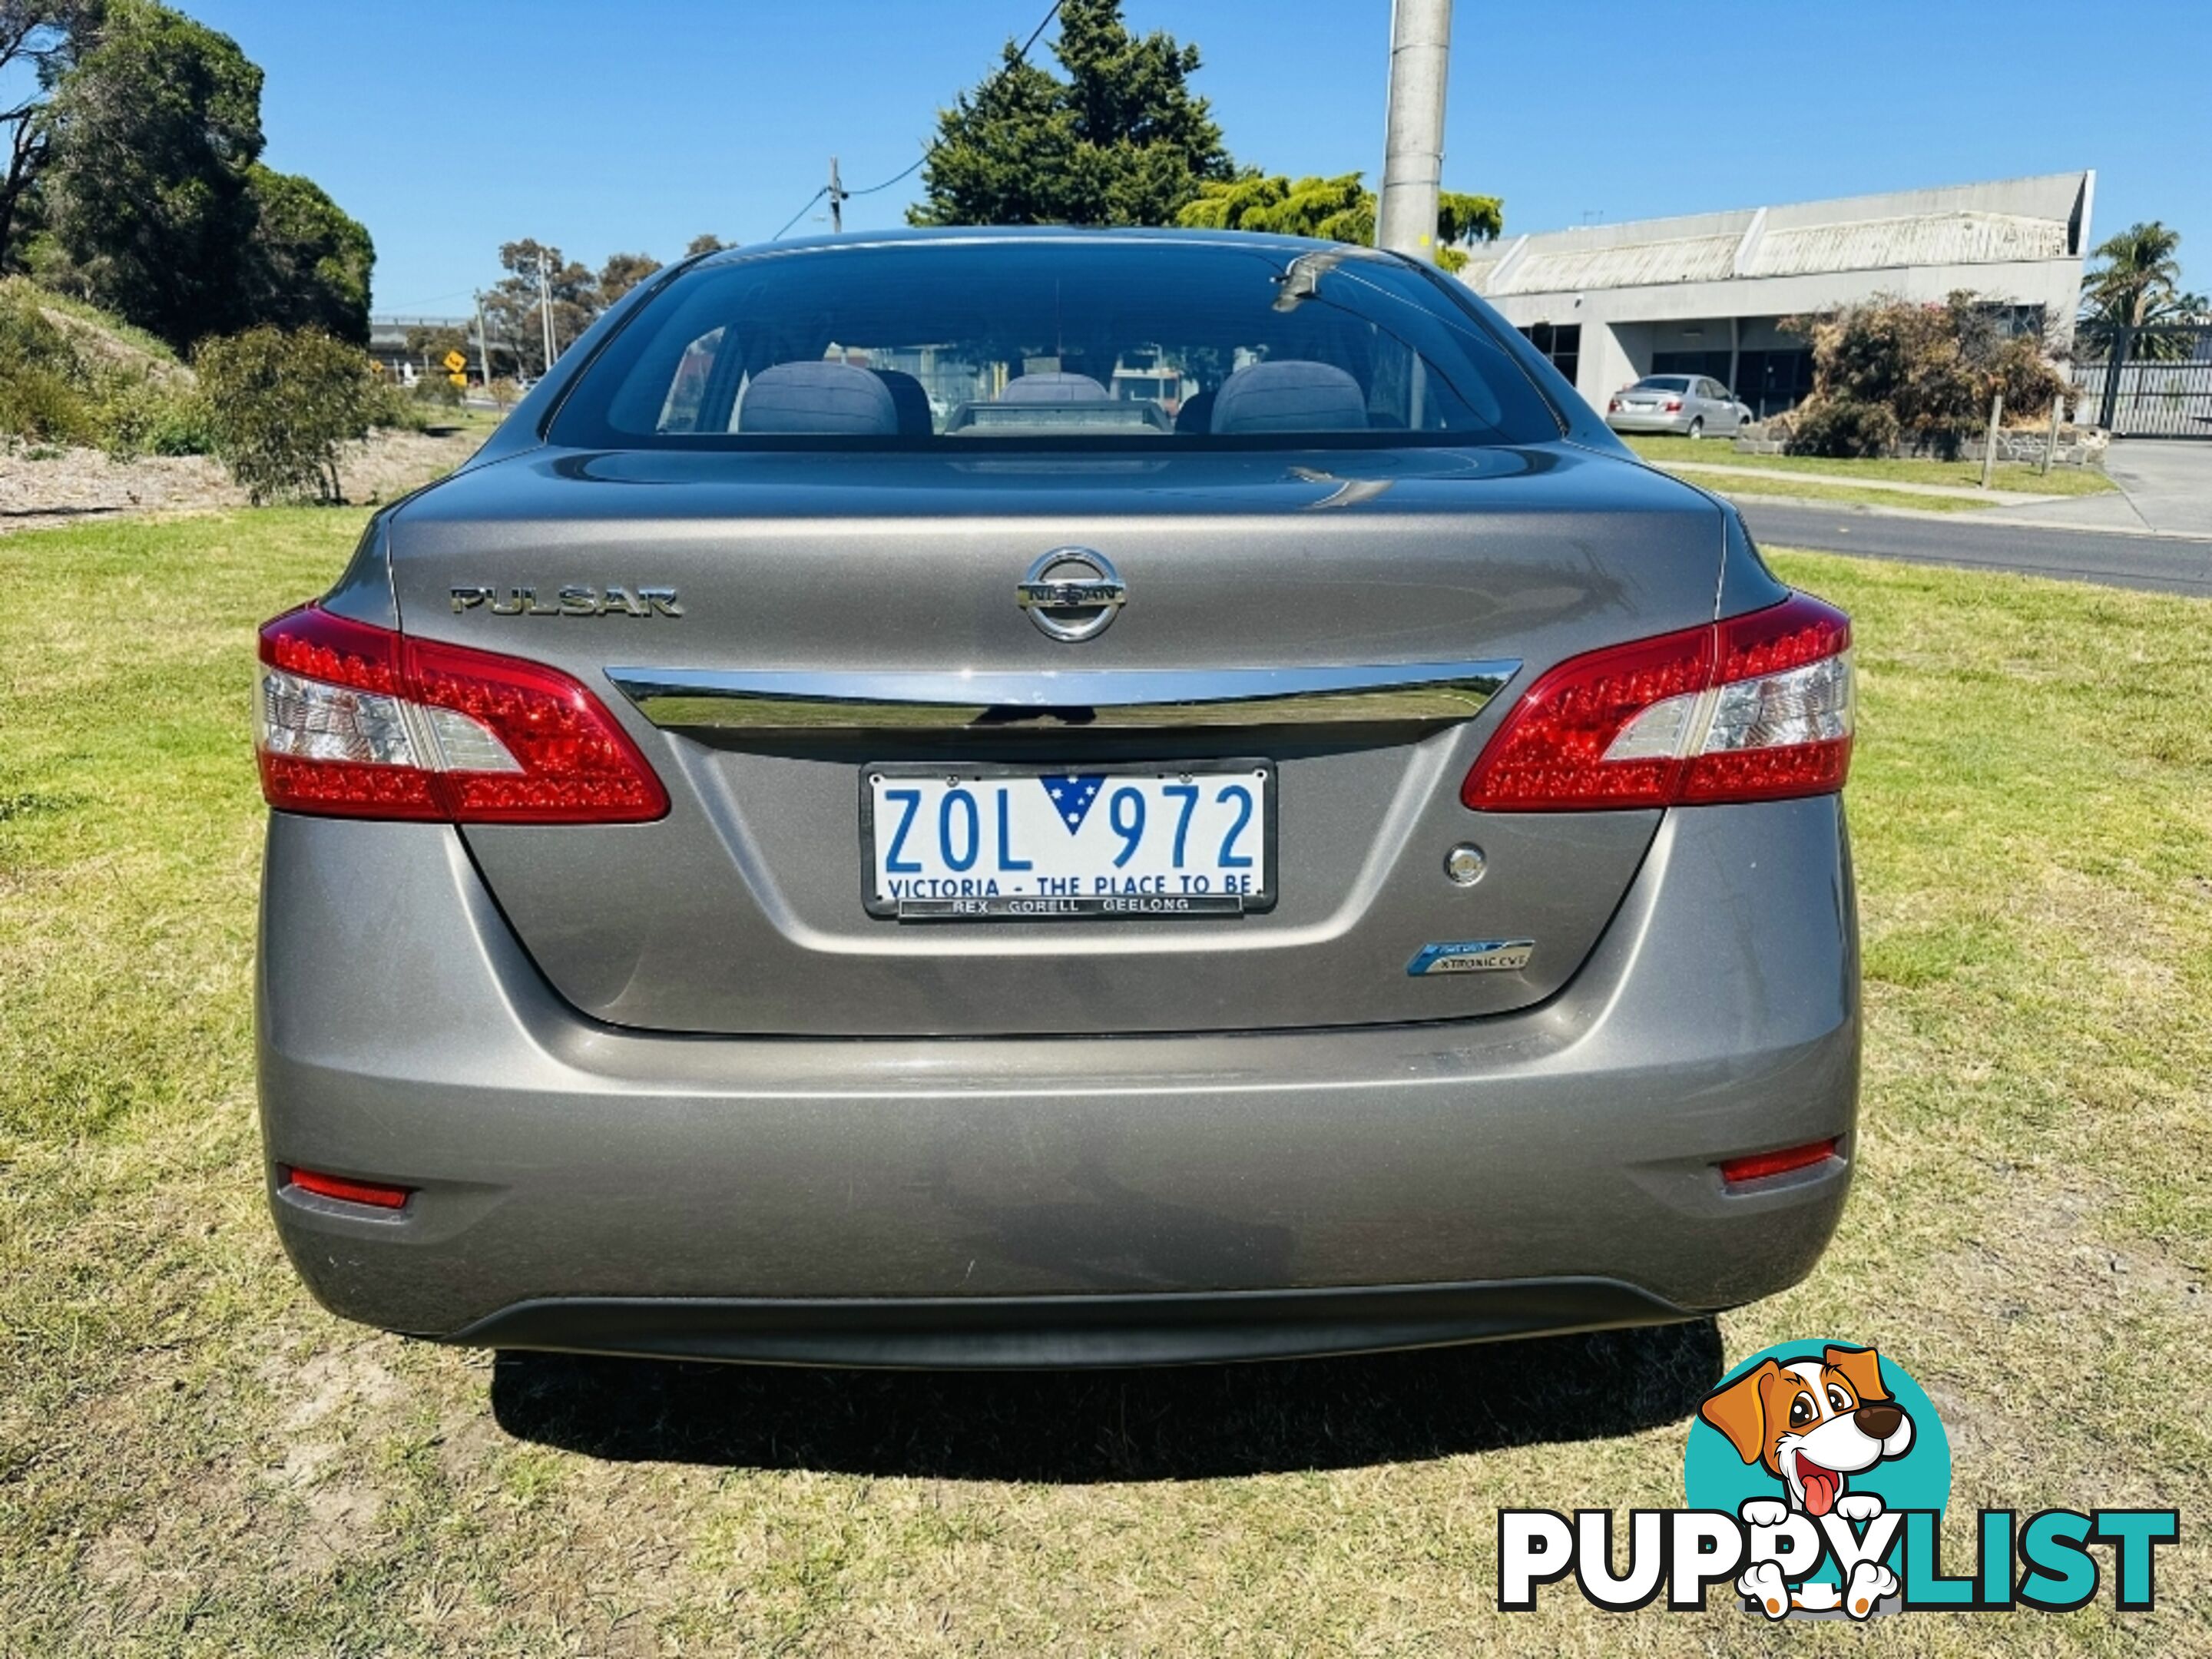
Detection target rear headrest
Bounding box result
[1172,388,1217,435]
[737,361,899,434]
[1210,360,1369,435]
[870,368,935,437]
[999,372,1109,403]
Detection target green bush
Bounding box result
[365,376,433,433]
[0,287,84,376]
[194,327,377,504]
[0,289,98,442]
[0,280,213,455]
[91,376,214,459]
[0,366,97,445]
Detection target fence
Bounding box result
[2071,323,2212,439]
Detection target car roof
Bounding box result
[691,224,1403,267]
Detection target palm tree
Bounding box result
[2079,221,2204,363]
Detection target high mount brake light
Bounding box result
[255,605,668,823]
[1462,592,1853,812]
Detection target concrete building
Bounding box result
[1461,172,2094,418]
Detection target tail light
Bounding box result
[1661,397,1683,412]
[1462,592,1852,812]
[1607,398,1621,412]
[255,605,667,823]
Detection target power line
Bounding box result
[844,151,929,199]
[839,0,1062,205]
[767,0,1063,240]
[376,286,480,313]
[770,187,828,242]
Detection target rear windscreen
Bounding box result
[550,238,1568,451]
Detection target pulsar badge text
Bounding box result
[451,584,681,618]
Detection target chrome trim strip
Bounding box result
[608,661,1519,733]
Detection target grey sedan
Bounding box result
[1607,373,1753,438]
[255,229,1858,1367]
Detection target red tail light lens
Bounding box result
[256,605,668,823]
[1462,592,1853,812]
[1662,397,1683,411]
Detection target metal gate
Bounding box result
[2072,323,2212,439]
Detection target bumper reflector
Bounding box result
[283,1166,412,1210]
[1717,1137,1842,1186]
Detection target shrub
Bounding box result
[1785,398,1902,459]
[365,377,433,433]
[0,280,214,455]
[0,287,83,376]
[0,288,98,442]
[1983,331,2068,426]
[194,327,377,504]
[91,376,214,459]
[0,366,97,445]
[1785,292,2069,459]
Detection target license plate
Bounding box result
[863,760,1276,920]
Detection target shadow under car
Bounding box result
[487,1318,1724,1483]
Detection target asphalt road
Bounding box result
[1737,501,2212,597]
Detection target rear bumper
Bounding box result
[258,797,1859,1366]
[1605,412,1696,435]
[454,1280,1691,1367]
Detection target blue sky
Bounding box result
[180,0,2210,316]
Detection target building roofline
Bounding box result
[1495,171,2094,254]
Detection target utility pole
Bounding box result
[473,291,499,409]
[828,156,848,233]
[1376,0,1452,261]
[536,252,558,373]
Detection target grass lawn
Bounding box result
[1662,475,2013,514]
[3,510,2209,1654]
[412,405,507,441]
[1623,432,2123,498]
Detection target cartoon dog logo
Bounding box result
[1697,1344,1916,1618]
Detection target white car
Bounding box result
[1605,375,1753,439]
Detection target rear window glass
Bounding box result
[1631,376,1692,392]
[551,238,1566,451]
